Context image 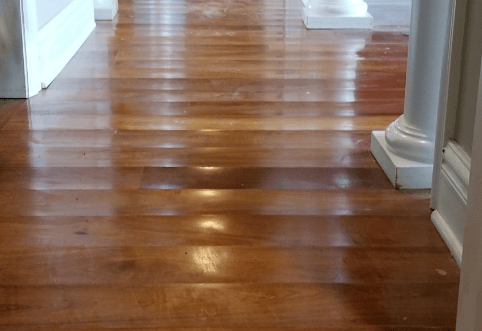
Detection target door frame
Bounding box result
[455,57,482,331]
[19,0,41,97]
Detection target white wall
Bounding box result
[36,0,74,28]
[37,0,95,87]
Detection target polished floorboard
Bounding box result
[0,0,459,330]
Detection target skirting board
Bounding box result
[94,1,118,20]
[431,141,470,267]
[302,8,373,30]
[370,131,433,189]
[300,0,373,30]
[38,0,95,88]
[432,211,463,266]
[0,89,28,99]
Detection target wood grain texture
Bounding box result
[0,130,373,148]
[0,329,459,331]
[0,0,459,329]
[0,284,459,328]
[0,246,459,285]
[0,100,25,129]
[138,167,394,190]
[0,189,431,216]
[0,215,448,247]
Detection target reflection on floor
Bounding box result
[0,0,459,329]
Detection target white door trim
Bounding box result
[19,0,41,97]
[455,57,482,331]
[431,0,468,208]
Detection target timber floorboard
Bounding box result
[0,0,459,329]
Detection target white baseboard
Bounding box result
[365,0,411,3]
[0,89,28,99]
[432,211,463,266]
[94,0,118,21]
[370,131,433,189]
[302,8,373,30]
[301,0,373,30]
[38,0,95,88]
[301,0,411,5]
[432,141,471,266]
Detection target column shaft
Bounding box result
[403,0,448,132]
[385,0,453,163]
[371,0,454,188]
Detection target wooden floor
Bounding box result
[0,0,460,329]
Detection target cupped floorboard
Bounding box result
[0,0,458,329]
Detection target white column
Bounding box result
[94,0,118,21]
[302,0,373,29]
[371,0,454,189]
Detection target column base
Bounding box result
[94,1,118,21]
[302,4,373,30]
[371,131,433,189]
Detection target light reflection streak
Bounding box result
[337,120,355,130]
[197,166,221,171]
[197,190,219,198]
[199,219,225,231]
[339,110,357,117]
[192,247,228,274]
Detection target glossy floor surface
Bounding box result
[0,0,459,330]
